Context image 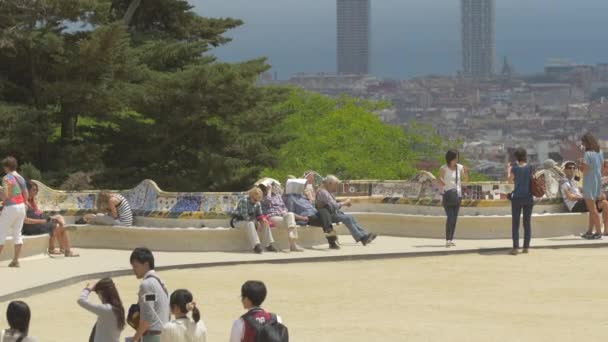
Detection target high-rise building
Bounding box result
[461,0,495,79]
[337,0,370,75]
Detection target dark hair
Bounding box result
[514,148,527,162]
[130,247,155,270]
[2,157,18,172]
[170,289,200,323]
[6,301,30,340]
[582,133,600,153]
[25,180,37,191]
[94,278,126,330]
[445,150,459,165]
[241,281,267,307]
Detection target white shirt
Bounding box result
[441,164,464,196]
[229,309,283,342]
[161,318,207,342]
[560,177,582,211]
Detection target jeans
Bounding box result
[511,198,533,248]
[443,204,460,241]
[332,212,368,242]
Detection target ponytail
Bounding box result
[191,305,200,323]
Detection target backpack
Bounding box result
[242,312,289,342]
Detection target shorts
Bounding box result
[22,221,56,236]
[571,200,604,213]
[0,204,26,245]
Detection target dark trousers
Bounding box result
[511,198,533,248]
[443,204,460,241]
[303,208,334,233]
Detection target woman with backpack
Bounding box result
[439,150,469,248]
[507,148,534,255]
[579,133,605,239]
[1,301,37,342]
[161,289,207,342]
[77,278,125,342]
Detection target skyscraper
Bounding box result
[337,0,370,75]
[461,0,495,79]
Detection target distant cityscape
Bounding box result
[259,0,608,180]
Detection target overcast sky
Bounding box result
[191,0,608,79]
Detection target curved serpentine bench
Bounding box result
[11,179,583,258]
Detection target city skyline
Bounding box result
[195,0,608,80]
[337,0,371,74]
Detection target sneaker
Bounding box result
[581,232,594,239]
[522,248,529,254]
[329,241,340,249]
[446,241,451,248]
[253,244,263,254]
[368,233,378,243]
[8,260,20,268]
[266,244,279,253]
[509,249,519,256]
[361,234,373,246]
[593,233,603,240]
[449,241,456,247]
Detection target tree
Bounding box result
[262,91,420,181]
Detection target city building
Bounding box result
[461,0,495,79]
[337,0,371,75]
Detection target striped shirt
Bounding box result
[115,194,133,226]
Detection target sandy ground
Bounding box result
[2,248,608,342]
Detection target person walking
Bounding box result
[439,150,468,248]
[130,248,170,342]
[579,133,605,239]
[507,148,534,255]
[77,278,125,342]
[161,289,207,342]
[0,157,28,268]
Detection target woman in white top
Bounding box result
[1,301,37,342]
[161,289,207,342]
[438,150,469,248]
[77,278,125,342]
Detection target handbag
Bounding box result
[442,165,461,206]
[530,167,545,198]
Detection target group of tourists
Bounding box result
[234,175,378,254]
[1,247,287,342]
[0,156,135,267]
[440,132,608,256]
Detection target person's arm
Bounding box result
[317,190,341,211]
[437,167,447,186]
[506,164,514,183]
[229,319,244,342]
[579,153,591,174]
[133,319,150,342]
[2,176,11,202]
[23,217,46,225]
[77,285,109,316]
[133,284,153,341]
[108,197,119,219]
[462,165,469,183]
[561,183,583,201]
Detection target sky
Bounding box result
[191,0,608,79]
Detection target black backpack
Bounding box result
[242,311,289,342]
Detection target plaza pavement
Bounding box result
[1,234,607,302]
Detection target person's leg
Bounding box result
[451,203,461,241]
[317,208,334,234]
[600,201,608,235]
[511,201,522,250]
[10,206,26,266]
[258,221,275,249]
[443,205,451,242]
[584,199,601,235]
[283,213,302,251]
[236,221,261,250]
[523,203,533,249]
[335,213,367,242]
[87,214,119,226]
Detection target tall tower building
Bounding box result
[337,0,370,75]
[461,0,495,79]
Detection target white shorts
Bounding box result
[0,204,26,245]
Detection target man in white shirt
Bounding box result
[561,161,608,239]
